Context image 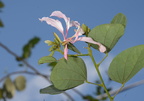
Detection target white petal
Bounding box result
[70,21,80,28]
[50,11,68,23]
[78,37,106,52]
[72,27,84,43]
[39,17,64,38]
[50,11,71,31]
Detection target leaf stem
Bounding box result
[86,80,102,86]
[57,49,64,55]
[113,84,125,98]
[98,52,108,65]
[49,51,55,56]
[68,54,89,57]
[87,46,113,101]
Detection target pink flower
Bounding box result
[39,11,106,59]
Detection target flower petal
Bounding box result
[72,27,84,43]
[74,27,84,36]
[39,17,65,39]
[70,21,80,28]
[78,37,106,53]
[50,11,71,32]
[64,44,68,60]
[50,11,68,23]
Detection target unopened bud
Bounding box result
[44,40,54,46]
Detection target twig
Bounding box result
[0,71,37,82]
[0,42,39,73]
[72,88,85,97]
[0,42,77,101]
[96,80,144,99]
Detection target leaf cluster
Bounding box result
[38,13,127,96]
[0,76,26,100]
[38,12,144,101]
[16,37,40,61]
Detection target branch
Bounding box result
[0,71,37,82]
[0,42,79,101]
[96,80,144,99]
[0,42,39,73]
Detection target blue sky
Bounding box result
[1,0,144,101]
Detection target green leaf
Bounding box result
[88,24,124,52]
[22,37,40,59]
[67,43,81,54]
[40,85,64,95]
[53,32,62,43]
[0,20,4,27]
[108,45,144,84]
[0,88,3,99]
[38,56,57,64]
[45,40,55,46]
[50,56,87,90]
[111,13,127,27]
[0,1,4,8]
[3,77,15,99]
[48,61,57,68]
[14,76,26,91]
[81,24,91,36]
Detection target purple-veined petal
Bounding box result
[39,17,65,39]
[64,44,68,60]
[78,37,106,53]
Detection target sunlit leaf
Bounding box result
[53,32,62,44]
[38,56,57,64]
[111,13,127,27]
[40,85,64,95]
[14,76,26,91]
[3,77,15,99]
[88,24,124,52]
[50,56,87,90]
[21,37,40,59]
[108,45,144,84]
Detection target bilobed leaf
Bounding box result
[40,85,64,95]
[111,13,127,27]
[38,56,57,64]
[88,24,124,52]
[67,43,81,54]
[108,45,144,84]
[22,37,40,59]
[3,77,15,98]
[14,76,26,91]
[50,56,87,90]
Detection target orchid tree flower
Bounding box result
[39,11,106,60]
